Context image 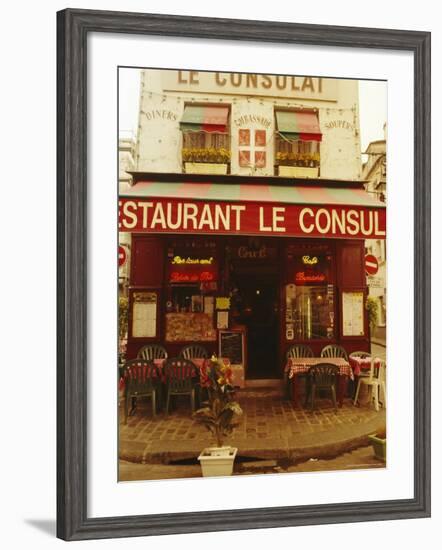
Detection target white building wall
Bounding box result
[363,138,387,329]
[118,136,135,288]
[135,70,182,173]
[135,69,362,180]
[231,98,274,176]
[319,79,362,180]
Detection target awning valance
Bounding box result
[276,110,322,142]
[121,181,383,207]
[119,182,385,240]
[180,105,229,133]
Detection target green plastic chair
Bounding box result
[137,344,168,361]
[123,359,161,423]
[284,345,314,400]
[164,358,199,416]
[320,344,349,361]
[286,344,314,360]
[179,345,209,359]
[307,363,339,411]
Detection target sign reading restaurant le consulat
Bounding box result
[119,198,386,240]
[161,71,338,101]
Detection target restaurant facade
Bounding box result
[118,69,386,383]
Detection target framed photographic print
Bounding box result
[57,8,431,541]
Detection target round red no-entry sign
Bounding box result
[365,254,379,276]
[118,245,127,267]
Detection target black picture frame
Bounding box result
[57,8,431,541]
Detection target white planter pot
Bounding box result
[198,446,238,477]
[278,165,319,178]
[184,162,228,175]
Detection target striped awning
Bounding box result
[276,110,322,142]
[180,105,229,133]
[121,181,384,208]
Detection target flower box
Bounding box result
[278,166,319,178]
[184,162,228,175]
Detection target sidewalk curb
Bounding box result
[120,411,386,465]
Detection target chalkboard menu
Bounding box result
[219,330,245,367]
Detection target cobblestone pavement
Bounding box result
[119,385,386,474]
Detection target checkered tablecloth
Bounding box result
[348,356,382,376]
[286,357,354,380]
[120,357,232,389]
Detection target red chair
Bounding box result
[123,359,161,423]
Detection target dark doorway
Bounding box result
[235,272,279,379]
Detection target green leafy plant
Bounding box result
[118,296,129,360]
[275,150,320,167]
[182,147,231,164]
[365,296,379,332]
[193,356,243,447]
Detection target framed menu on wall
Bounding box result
[342,291,364,336]
[132,291,157,338]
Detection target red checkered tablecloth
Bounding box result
[154,357,208,381]
[120,357,232,390]
[286,357,354,380]
[349,356,382,376]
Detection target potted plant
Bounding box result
[193,356,243,477]
[368,429,386,461]
[365,296,379,337]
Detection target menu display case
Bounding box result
[165,312,217,342]
[131,291,158,338]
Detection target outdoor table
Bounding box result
[349,356,382,376]
[152,357,230,382]
[155,357,232,409]
[286,357,354,408]
[120,360,166,415]
[120,357,231,384]
[121,358,205,415]
[120,357,232,408]
[154,357,234,405]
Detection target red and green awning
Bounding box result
[121,181,383,207]
[276,110,322,142]
[180,105,229,133]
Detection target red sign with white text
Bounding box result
[118,198,386,240]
